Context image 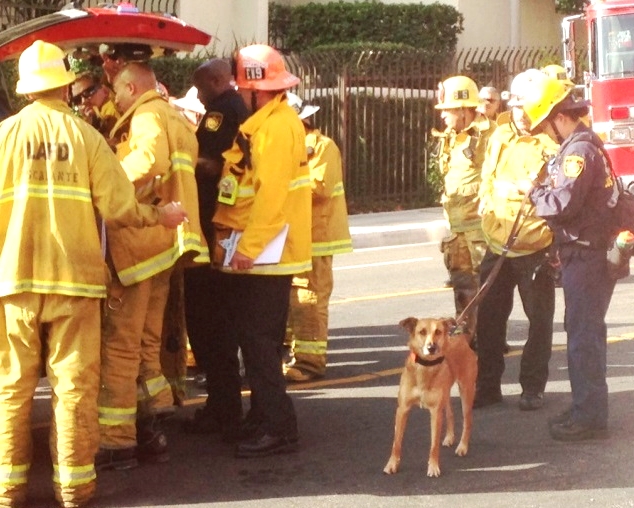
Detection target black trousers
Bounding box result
[217,272,297,438]
[476,248,555,395]
[184,266,242,427]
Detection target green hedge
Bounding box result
[270,0,463,56]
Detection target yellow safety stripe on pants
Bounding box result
[332,181,345,197]
[137,374,171,401]
[0,184,92,205]
[0,464,28,486]
[53,464,96,487]
[293,339,328,356]
[117,231,203,286]
[312,239,353,257]
[98,406,136,426]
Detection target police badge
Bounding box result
[205,112,224,132]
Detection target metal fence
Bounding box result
[0,0,178,29]
[0,0,572,211]
[286,46,572,212]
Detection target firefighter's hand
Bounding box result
[157,201,188,229]
[515,179,533,194]
[230,250,254,271]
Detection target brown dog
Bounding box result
[383,317,477,477]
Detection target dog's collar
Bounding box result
[409,352,445,367]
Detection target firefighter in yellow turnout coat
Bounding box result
[433,75,496,330]
[474,70,559,410]
[97,63,205,469]
[212,44,311,458]
[0,41,187,508]
[284,93,353,382]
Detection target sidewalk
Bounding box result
[348,206,448,249]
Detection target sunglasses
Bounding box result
[71,84,100,106]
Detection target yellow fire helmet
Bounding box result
[16,40,76,95]
[541,64,574,87]
[435,75,480,110]
[506,69,548,108]
[523,76,580,131]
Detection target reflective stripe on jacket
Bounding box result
[479,115,557,256]
[107,90,207,286]
[0,99,162,298]
[305,129,352,257]
[213,93,312,275]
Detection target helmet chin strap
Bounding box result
[250,91,258,113]
[548,117,565,144]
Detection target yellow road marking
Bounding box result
[31,333,634,429]
[330,287,451,305]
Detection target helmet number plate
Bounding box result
[245,67,265,81]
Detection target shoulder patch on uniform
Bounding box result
[563,155,585,178]
[205,112,224,132]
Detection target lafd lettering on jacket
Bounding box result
[26,141,69,161]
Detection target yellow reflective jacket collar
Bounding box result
[239,92,288,138]
[109,89,164,139]
[32,98,73,114]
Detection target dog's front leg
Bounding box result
[455,376,476,457]
[442,398,455,448]
[427,404,444,477]
[383,405,410,474]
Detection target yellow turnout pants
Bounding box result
[287,255,333,375]
[0,293,100,508]
[98,267,174,449]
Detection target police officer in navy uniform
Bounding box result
[182,59,249,438]
[519,77,616,441]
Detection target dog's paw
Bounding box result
[427,462,441,477]
[442,433,455,447]
[383,458,400,474]
[455,441,469,457]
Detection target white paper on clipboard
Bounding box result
[220,224,289,267]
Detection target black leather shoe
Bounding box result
[223,418,260,443]
[95,447,138,471]
[549,420,608,442]
[235,433,299,458]
[181,408,223,435]
[548,408,572,427]
[519,392,543,411]
[473,389,502,409]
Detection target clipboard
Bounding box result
[220,224,289,266]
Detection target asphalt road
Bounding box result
[27,240,634,508]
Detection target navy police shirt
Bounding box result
[196,88,248,235]
[529,123,615,248]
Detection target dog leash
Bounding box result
[455,188,534,328]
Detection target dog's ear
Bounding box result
[443,317,457,330]
[399,317,418,334]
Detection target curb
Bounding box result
[348,208,449,249]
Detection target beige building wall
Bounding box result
[178,0,269,56]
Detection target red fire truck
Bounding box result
[563,0,634,189]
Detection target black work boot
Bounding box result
[94,447,138,471]
[136,416,169,464]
